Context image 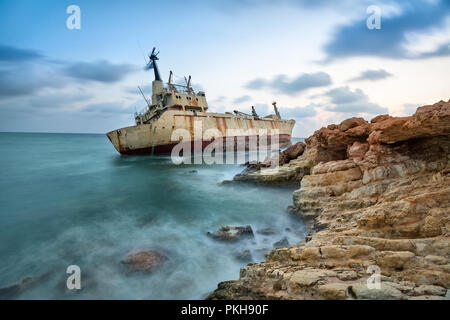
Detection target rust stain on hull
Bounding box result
[117,132,123,153]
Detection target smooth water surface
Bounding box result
[0,133,306,299]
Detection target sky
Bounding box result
[0,0,449,137]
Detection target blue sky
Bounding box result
[0,0,449,136]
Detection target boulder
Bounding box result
[207,225,254,242]
[273,237,289,248]
[317,283,349,300]
[0,277,34,299]
[338,117,368,132]
[278,141,306,165]
[256,227,280,235]
[121,250,167,273]
[235,250,253,262]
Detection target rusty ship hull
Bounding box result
[107,109,295,155]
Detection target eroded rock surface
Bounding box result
[232,141,307,185]
[208,100,450,300]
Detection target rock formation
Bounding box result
[208,99,450,300]
[121,250,168,273]
[232,141,308,185]
[207,225,254,242]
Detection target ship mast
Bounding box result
[145,47,161,81]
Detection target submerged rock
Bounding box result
[234,249,253,262]
[121,250,167,273]
[273,237,289,248]
[209,99,450,300]
[207,225,254,242]
[256,227,280,235]
[0,277,34,299]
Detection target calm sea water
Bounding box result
[0,133,306,299]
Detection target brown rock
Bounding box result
[338,117,368,132]
[347,141,369,161]
[279,141,306,165]
[209,99,450,300]
[368,100,450,144]
[317,283,349,299]
[370,114,392,123]
[375,251,415,270]
[422,216,443,237]
[121,250,167,272]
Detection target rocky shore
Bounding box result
[208,100,450,300]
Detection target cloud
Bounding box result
[232,95,251,104]
[63,60,137,83]
[324,86,388,114]
[125,84,152,96]
[246,78,267,90]
[211,95,226,103]
[418,42,450,58]
[402,102,422,116]
[245,72,332,95]
[349,69,393,82]
[0,93,93,115]
[0,45,44,62]
[280,104,318,118]
[81,102,135,115]
[0,64,66,98]
[323,0,450,61]
[209,0,371,14]
[0,45,140,99]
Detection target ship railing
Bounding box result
[135,105,150,116]
[169,83,195,94]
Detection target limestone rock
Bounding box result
[413,285,446,296]
[317,283,349,300]
[209,100,450,300]
[347,141,369,161]
[350,283,404,300]
[368,100,450,144]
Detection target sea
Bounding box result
[0,132,307,299]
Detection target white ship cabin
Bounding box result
[135,72,209,125]
[153,72,208,113]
